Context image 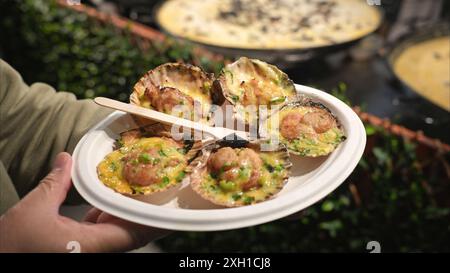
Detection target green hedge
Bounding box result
[1,0,449,252]
[0,0,223,101]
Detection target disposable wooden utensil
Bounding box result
[94,97,249,146]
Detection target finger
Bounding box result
[97,212,171,243]
[96,211,117,224]
[85,214,171,252]
[83,207,102,223]
[103,217,172,247]
[40,152,72,206]
[110,218,171,244]
[91,223,139,252]
[23,152,73,211]
[80,222,149,252]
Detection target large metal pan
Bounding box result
[387,23,449,111]
[385,23,450,142]
[153,0,383,67]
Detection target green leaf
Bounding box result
[373,147,389,164]
[321,200,334,212]
[365,124,377,136]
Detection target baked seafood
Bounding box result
[130,63,219,125]
[217,57,297,125]
[97,123,201,195]
[187,141,291,207]
[262,100,345,157]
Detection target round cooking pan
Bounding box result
[387,23,449,111]
[385,23,450,142]
[153,0,383,67]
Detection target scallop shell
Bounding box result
[260,98,346,157]
[130,63,221,127]
[216,57,297,127]
[97,122,203,196]
[187,140,292,207]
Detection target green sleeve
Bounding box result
[0,59,113,211]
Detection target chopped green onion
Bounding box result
[219,180,236,192]
[264,163,275,172]
[158,149,167,157]
[274,164,284,172]
[160,176,170,187]
[232,193,243,201]
[109,162,117,172]
[176,171,186,182]
[243,196,255,205]
[138,153,151,163]
[131,159,139,165]
[238,167,250,179]
[270,96,286,104]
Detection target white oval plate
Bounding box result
[72,84,366,231]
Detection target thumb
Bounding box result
[24,152,73,211]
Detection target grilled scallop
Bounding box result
[130,63,219,125]
[262,100,346,157]
[97,123,201,195]
[216,57,297,125]
[187,141,292,207]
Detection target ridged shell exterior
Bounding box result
[130,63,220,127]
[216,57,297,126]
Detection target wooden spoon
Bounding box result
[94,97,249,145]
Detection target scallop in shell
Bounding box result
[97,123,202,196]
[216,57,297,126]
[261,99,346,157]
[187,141,292,207]
[130,63,220,126]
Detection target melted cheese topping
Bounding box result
[264,107,345,157]
[97,137,187,195]
[199,150,288,206]
[157,0,381,50]
[135,64,214,122]
[151,81,212,109]
[223,67,294,106]
[138,87,211,121]
[393,36,450,111]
